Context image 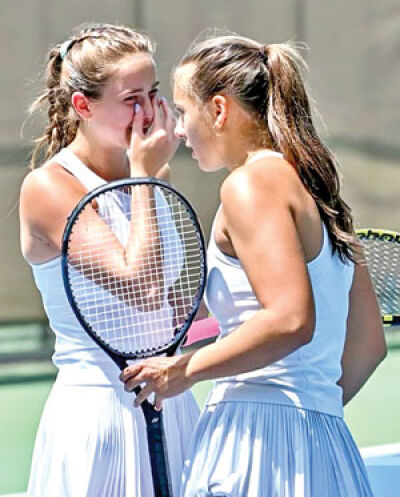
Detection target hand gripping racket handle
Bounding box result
[135,386,173,497]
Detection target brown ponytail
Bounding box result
[174,34,360,262]
[264,43,358,262]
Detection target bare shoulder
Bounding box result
[21,161,80,201]
[20,161,86,219]
[20,161,87,262]
[220,154,297,214]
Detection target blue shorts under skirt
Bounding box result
[180,401,373,497]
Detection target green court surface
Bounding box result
[0,347,399,495]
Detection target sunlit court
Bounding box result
[1,1,399,497]
[1,316,400,495]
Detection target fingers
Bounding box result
[130,103,144,138]
[159,97,179,160]
[120,365,148,391]
[119,363,141,382]
[133,383,154,407]
[160,97,176,135]
[128,97,177,177]
[153,96,177,139]
[154,397,164,411]
[134,387,163,411]
[120,361,161,399]
[119,365,155,407]
[132,97,173,138]
[120,364,164,409]
[151,96,164,131]
[120,356,186,407]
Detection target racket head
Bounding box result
[357,228,400,327]
[62,177,207,360]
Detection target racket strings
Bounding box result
[362,239,400,315]
[66,184,204,354]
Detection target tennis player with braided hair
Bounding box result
[20,23,199,496]
[121,34,387,496]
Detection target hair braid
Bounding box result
[29,23,154,169]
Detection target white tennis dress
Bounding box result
[26,148,200,497]
[180,150,373,497]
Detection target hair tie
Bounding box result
[60,39,74,60]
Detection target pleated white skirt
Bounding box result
[180,401,373,497]
[27,381,200,497]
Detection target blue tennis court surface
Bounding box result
[362,444,400,497]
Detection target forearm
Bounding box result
[156,164,171,182]
[126,186,162,269]
[120,308,313,403]
[186,309,313,383]
[115,185,164,308]
[339,346,387,405]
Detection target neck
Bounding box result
[220,122,274,171]
[222,139,272,172]
[68,131,129,182]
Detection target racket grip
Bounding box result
[141,401,172,497]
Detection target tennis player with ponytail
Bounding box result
[20,23,199,497]
[121,34,387,496]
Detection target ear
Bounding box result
[211,95,228,130]
[71,92,92,120]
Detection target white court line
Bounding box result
[361,442,400,459]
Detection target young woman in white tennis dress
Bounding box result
[121,35,387,496]
[19,23,199,497]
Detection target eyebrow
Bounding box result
[121,81,160,95]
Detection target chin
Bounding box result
[193,154,220,172]
[200,161,225,173]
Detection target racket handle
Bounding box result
[140,400,173,497]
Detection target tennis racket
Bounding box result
[357,228,400,327]
[61,177,207,497]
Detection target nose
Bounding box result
[174,118,185,139]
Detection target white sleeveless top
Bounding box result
[205,150,355,417]
[28,148,179,386]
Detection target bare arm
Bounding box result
[121,159,317,403]
[20,167,164,306]
[155,164,171,182]
[339,261,387,404]
[20,97,178,308]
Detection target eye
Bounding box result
[174,107,184,117]
[124,96,138,104]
